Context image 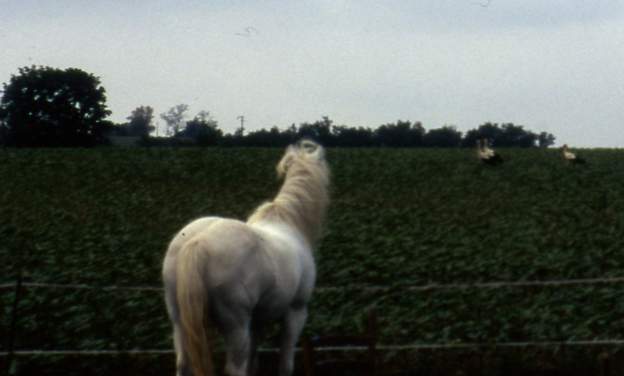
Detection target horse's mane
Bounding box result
[247,140,330,246]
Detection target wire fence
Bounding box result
[3,276,624,292]
[4,339,624,358]
[3,277,624,365]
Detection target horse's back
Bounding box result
[164,217,315,321]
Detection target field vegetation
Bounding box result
[1,147,624,375]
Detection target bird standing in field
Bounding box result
[561,144,586,164]
[477,138,503,165]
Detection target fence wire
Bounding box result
[2,277,624,359]
[3,340,624,358]
[3,276,624,292]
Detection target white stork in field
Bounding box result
[562,144,586,164]
[477,138,503,165]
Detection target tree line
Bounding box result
[0,66,556,148]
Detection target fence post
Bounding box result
[598,351,610,376]
[5,271,23,376]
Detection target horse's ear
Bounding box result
[299,139,324,160]
[311,144,325,160]
[277,145,296,177]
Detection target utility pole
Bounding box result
[236,115,245,135]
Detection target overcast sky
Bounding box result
[1,0,623,146]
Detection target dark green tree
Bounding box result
[0,118,7,146]
[297,116,334,145]
[179,111,222,146]
[462,122,541,147]
[423,126,463,147]
[126,106,155,138]
[374,120,424,147]
[331,125,375,147]
[0,66,111,146]
[243,126,294,147]
[538,131,556,148]
[160,104,188,136]
[461,122,505,147]
[498,123,537,147]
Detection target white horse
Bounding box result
[162,140,330,376]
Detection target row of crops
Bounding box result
[1,147,624,374]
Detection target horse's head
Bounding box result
[277,139,326,178]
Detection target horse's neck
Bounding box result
[253,221,309,251]
[249,169,327,247]
[281,172,326,242]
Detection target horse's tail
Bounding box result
[176,242,214,376]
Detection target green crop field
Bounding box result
[2,147,624,375]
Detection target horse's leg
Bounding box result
[217,303,253,376]
[222,324,252,376]
[278,307,307,376]
[247,323,263,376]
